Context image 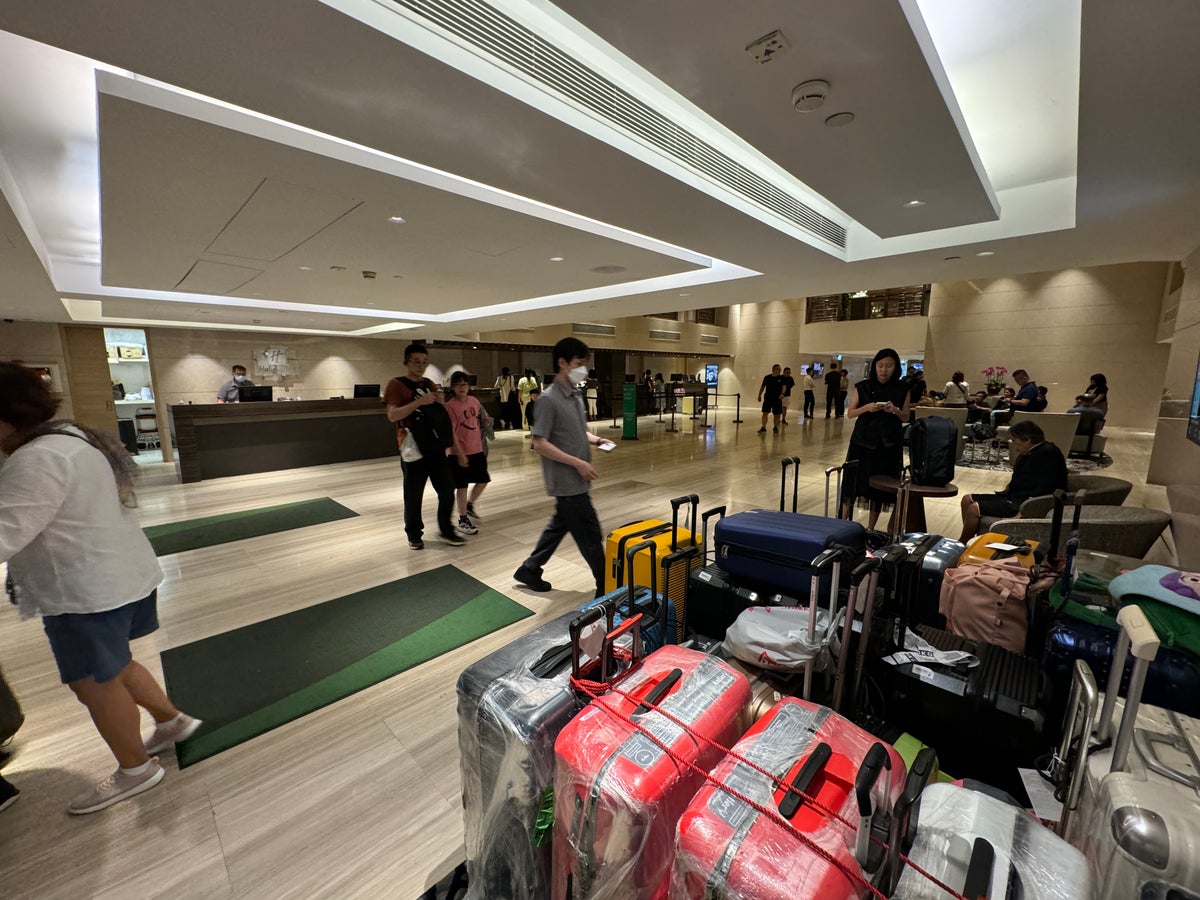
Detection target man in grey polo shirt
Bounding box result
[514,337,614,597]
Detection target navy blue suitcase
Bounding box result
[714,508,866,598]
[1041,617,1200,735]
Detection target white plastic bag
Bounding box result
[722,606,842,672]
[400,430,423,462]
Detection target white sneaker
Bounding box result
[457,517,479,535]
[145,713,203,755]
[68,759,164,815]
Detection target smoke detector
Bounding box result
[791,80,829,113]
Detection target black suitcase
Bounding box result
[686,564,766,641]
[869,622,1046,798]
[876,532,965,628]
[455,609,585,900]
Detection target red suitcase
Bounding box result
[671,697,904,899]
[552,645,752,900]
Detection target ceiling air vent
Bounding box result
[572,323,617,336]
[700,334,719,345]
[649,329,682,341]
[386,0,847,250]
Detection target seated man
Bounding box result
[966,391,992,424]
[958,420,1068,541]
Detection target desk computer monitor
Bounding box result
[238,385,273,402]
[353,383,380,398]
[624,374,636,384]
[670,373,684,382]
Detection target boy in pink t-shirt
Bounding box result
[445,372,492,533]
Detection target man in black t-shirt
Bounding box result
[779,367,796,425]
[825,366,842,418]
[757,364,785,434]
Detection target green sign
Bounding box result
[622,382,638,440]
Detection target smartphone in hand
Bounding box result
[597,440,616,452]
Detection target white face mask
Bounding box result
[568,365,589,385]
[234,374,246,383]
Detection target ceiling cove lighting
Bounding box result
[976,250,995,256]
[388,215,407,223]
[903,200,926,208]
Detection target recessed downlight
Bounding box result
[388,215,407,224]
[976,250,995,257]
[298,266,312,271]
[902,200,926,208]
[550,256,564,262]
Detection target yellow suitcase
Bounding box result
[960,532,1039,568]
[603,496,702,640]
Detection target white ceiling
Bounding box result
[0,0,1196,342]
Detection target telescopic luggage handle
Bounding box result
[569,602,616,682]
[1096,604,1161,772]
[780,456,802,513]
[833,557,882,713]
[699,505,726,566]
[824,460,859,519]
[626,539,668,640]
[1049,659,1098,836]
[804,547,846,700]
[669,494,700,552]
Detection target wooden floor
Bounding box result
[0,411,1168,899]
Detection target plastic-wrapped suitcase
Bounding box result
[671,697,903,900]
[714,457,866,600]
[456,609,590,900]
[1060,607,1200,898]
[551,645,752,900]
[886,772,1092,899]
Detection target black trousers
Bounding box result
[522,493,606,595]
[401,455,457,541]
[803,390,815,419]
[826,390,838,416]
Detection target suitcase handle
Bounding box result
[778,741,832,819]
[632,666,681,716]
[963,838,1000,900]
[833,558,882,713]
[669,494,699,552]
[780,456,801,513]
[569,602,616,682]
[805,547,846,701]
[613,523,672,587]
[699,505,726,566]
[853,742,892,867]
[1048,659,1099,836]
[825,461,859,519]
[1098,605,1161,773]
[601,614,644,683]
[882,746,939,895]
[1133,721,1200,791]
[625,539,667,642]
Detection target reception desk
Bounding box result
[169,399,397,483]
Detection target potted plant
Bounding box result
[982,365,1008,395]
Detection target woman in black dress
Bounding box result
[840,348,911,530]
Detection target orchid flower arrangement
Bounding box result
[982,366,1008,391]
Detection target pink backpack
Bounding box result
[939,558,1031,653]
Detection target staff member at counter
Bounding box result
[215,365,254,403]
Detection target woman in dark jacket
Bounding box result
[840,348,911,530]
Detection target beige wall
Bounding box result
[797,316,929,360]
[0,320,75,419]
[1148,244,1200,486]
[923,262,1170,429]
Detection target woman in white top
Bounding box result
[0,362,200,815]
[943,371,971,406]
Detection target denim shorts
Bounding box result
[42,591,159,684]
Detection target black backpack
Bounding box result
[910,416,957,486]
[399,378,454,458]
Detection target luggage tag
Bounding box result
[882,627,980,671]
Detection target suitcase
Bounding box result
[714,457,866,599]
[876,532,965,629]
[1059,607,1200,898]
[1042,616,1200,736]
[456,609,589,900]
[685,564,765,641]
[603,495,700,594]
[584,539,679,652]
[869,621,1046,799]
[671,697,903,900]
[960,531,1040,568]
[551,645,752,900]
[886,774,1092,899]
[909,414,957,487]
